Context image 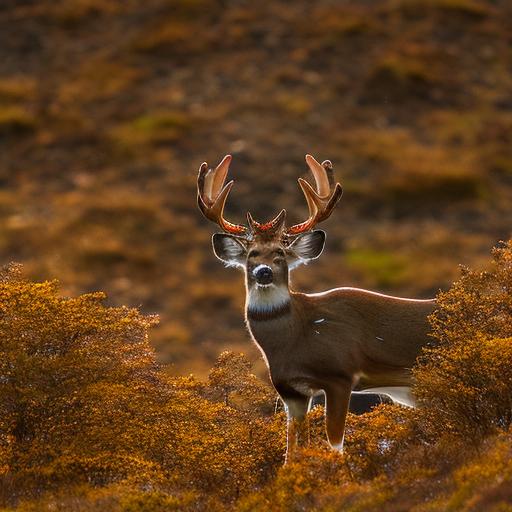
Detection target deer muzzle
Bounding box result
[253,264,273,286]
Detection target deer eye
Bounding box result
[248,250,260,258]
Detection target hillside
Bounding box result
[1,0,512,374]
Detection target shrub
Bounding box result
[0,264,282,509]
[208,351,276,413]
[4,241,512,510]
[414,241,512,438]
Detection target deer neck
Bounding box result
[244,280,298,367]
[245,282,292,322]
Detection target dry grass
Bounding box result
[109,111,196,151]
[132,19,212,56]
[346,127,486,203]
[0,107,37,136]
[0,0,510,375]
[50,0,123,26]
[57,60,143,104]
[0,78,36,103]
[395,0,491,18]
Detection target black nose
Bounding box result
[254,265,273,285]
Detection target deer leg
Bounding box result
[282,395,310,463]
[324,380,352,452]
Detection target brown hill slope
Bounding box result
[1,0,511,373]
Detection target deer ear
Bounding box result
[288,230,326,268]
[212,233,247,268]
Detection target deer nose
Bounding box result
[253,264,273,285]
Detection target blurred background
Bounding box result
[1,0,511,376]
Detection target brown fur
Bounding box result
[216,233,435,460]
[201,154,435,461]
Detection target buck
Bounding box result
[197,154,435,460]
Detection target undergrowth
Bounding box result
[1,241,512,510]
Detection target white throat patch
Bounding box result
[247,284,290,313]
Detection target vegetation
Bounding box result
[1,1,512,508]
[0,107,36,136]
[415,241,512,438]
[0,263,283,511]
[2,240,512,510]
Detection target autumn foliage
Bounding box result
[0,264,283,511]
[414,241,512,438]
[3,0,512,377]
[3,241,512,511]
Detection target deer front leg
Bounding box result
[282,395,310,464]
[324,379,352,452]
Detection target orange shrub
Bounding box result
[0,264,283,509]
[414,242,512,438]
[207,351,276,414]
[4,241,512,511]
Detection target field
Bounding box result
[1,0,512,374]
[2,0,512,510]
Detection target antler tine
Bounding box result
[287,154,343,235]
[247,209,287,235]
[197,155,247,235]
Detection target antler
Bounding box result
[197,155,247,235]
[286,154,343,235]
[247,209,287,236]
[197,154,342,237]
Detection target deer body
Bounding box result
[246,282,434,453]
[247,288,435,393]
[197,154,435,460]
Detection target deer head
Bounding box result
[197,154,342,291]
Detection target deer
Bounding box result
[197,154,436,461]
